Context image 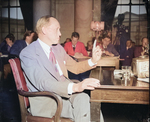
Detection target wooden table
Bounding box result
[90,74,149,121]
[97,56,120,69]
[91,79,149,104]
[77,56,120,68]
[89,56,120,82]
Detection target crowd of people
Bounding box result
[0,29,149,68]
[0,31,38,58]
[61,31,149,68]
[1,28,148,81]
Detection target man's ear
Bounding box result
[42,26,46,35]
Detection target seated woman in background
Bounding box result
[65,38,71,43]
[120,39,134,66]
[86,40,93,57]
[0,33,15,55]
[61,38,71,47]
[86,40,93,51]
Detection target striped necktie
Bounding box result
[73,46,75,51]
[49,48,66,81]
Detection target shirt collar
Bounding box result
[38,38,51,58]
[25,41,29,46]
[72,44,76,47]
[103,45,107,49]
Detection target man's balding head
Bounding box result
[36,15,61,46]
[36,16,58,35]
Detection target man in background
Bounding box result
[64,32,91,82]
[64,32,88,58]
[102,34,119,57]
[134,37,149,58]
[120,39,134,66]
[0,33,15,55]
[9,31,38,58]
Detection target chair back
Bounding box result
[9,58,29,108]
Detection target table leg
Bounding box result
[115,59,119,69]
[91,102,104,122]
[99,66,102,81]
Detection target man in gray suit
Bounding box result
[19,15,102,122]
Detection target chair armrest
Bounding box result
[18,90,62,122]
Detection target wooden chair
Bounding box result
[9,58,73,122]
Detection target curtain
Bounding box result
[101,0,118,30]
[144,0,150,41]
[19,0,33,30]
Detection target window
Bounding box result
[112,0,147,45]
[0,0,25,43]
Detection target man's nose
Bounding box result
[59,30,61,36]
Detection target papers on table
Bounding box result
[137,78,149,83]
[0,55,8,57]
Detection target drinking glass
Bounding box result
[127,66,132,79]
[121,74,130,86]
[121,66,128,75]
[121,66,131,86]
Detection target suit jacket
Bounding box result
[121,47,134,66]
[64,41,88,56]
[106,43,119,56]
[9,40,27,57]
[0,41,11,55]
[134,45,143,58]
[19,40,93,118]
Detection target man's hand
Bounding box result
[141,50,145,56]
[105,51,110,55]
[91,46,102,64]
[7,41,13,47]
[72,78,100,93]
[74,52,83,58]
[105,51,114,57]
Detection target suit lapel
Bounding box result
[35,41,59,80]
